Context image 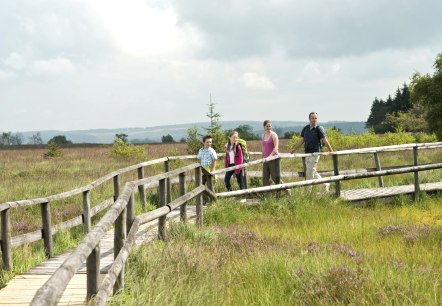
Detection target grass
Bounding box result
[109,192,442,305]
[0,140,441,301]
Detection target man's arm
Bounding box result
[211,159,217,172]
[290,137,304,153]
[322,136,333,152]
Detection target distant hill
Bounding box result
[17,121,366,144]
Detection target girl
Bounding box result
[224,131,244,191]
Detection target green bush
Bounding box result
[43,142,63,158]
[110,138,146,159]
[289,129,438,151]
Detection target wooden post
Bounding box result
[87,244,100,300]
[158,178,167,240]
[113,175,120,201]
[113,203,126,294]
[126,192,135,236]
[332,154,341,197]
[243,168,248,189]
[374,152,384,187]
[82,190,91,234]
[302,157,307,178]
[275,157,281,183]
[195,167,203,227]
[164,160,172,203]
[40,202,53,258]
[413,146,420,201]
[137,167,146,210]
[179,173,187,222]
[207,174,214,193]
[1,209,12,271]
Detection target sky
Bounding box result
[1,0,442,132]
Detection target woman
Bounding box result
[224,131,244,191]
[261,120,281,186]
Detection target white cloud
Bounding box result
[87,0,183,57]
[4,53,26,70]
[0,68,15,81]
[242,72,275,90]
[27,57,75,77]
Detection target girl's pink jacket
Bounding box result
[224,143,244,174]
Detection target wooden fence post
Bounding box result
[243,168,248,189]
[207,174,214,193]
[413,145,420,201]
[275,157,281,183]
[113,175,120,201]
[113,203,126,295]
[374,152,384,187]
[179,173,187,222]
[126,192,135,236]
[1,209,12,271]
[40,201,53,258]
[87,244,100,300]
[158,179,167,240]
[164,160,172,203]
[332,154,341,197]
[195,167,203,227]
[82,190,91,234]
[137,167,146,210]
[302,157,307,178]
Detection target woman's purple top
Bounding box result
[262,132,275,158]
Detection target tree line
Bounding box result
[366,52,442,139]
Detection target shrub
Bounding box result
[289,129,438,151]
[110,138,146,159]
[43,142,63,158]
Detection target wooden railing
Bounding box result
[0,142,441,305]
[214,142,442,200]
[31,163,216,305]
[0,156,201,272]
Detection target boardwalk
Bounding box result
[0,206,196,306]
[341,182,442,201]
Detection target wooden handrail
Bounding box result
[31,162,213,306]
[217,162,442,198]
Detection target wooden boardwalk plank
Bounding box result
[0,206,196,306]
[341,182,442,201]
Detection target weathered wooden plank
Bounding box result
[341,182,442,201]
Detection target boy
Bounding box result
[197,135,217,185]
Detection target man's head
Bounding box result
[309,112,318,127]
[202,135,213,148]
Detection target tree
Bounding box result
[384,105,427,133]
[161,134,175,143]
[0,131,24,146]
[48,135,72,145]
[225,124,259,140]
[28,132,44,145]
[366,84,413,133]
[115,133,129,143]
[410,52,442,140]
[186,126,202,154]
[204,97,225,152]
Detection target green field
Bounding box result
[0,137,441,304]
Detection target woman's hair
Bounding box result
[263,120,272,127]
[227,131,238,150]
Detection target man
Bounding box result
[290,112,333,191]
